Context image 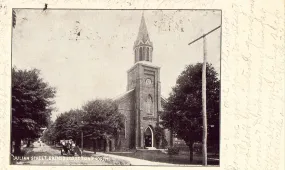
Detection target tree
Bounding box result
[12,67,56,155]
[160,63,220,163]
[154,125,168,149]
[48,109,84,143]
[42,121,56,145]
[81,99,124,152]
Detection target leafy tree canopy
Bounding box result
[52,109,84,142]
[44,99,125,144]
[12,67,56,154]
[12,67,56,140]
[160,63,220,146]
[81,99,124,140]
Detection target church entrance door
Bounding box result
[144,126,153,148]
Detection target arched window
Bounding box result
[146,47,149,61]
[139,47,143,61]
[149,48,152,61]
[120,116,127,138]
[146,95,153,115]
[143,46,146,60]
[124,118,127,139]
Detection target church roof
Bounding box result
[134,14,152,47]
[161,96,167,103]
[113,89,135,101]
[137,14,150,42]
[161,96,167,108]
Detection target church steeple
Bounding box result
[133,13,153,63]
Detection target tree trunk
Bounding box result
[14,138,21,155]
[189,141,194,163]
[111,139,115,151]
[170,129,173,147]
[11,140,14,154]
[81,131,83,152]
[93,140,96,154]
[158,139,162,149]
[202,35,208,166]
[105,138,109,152]
[101,139,104,151]
[27,140,31,147]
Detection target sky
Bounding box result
[12,9,221,120]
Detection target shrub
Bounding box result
[161,138,168,148]
[167,147,179,155]
[154,126,164,148]
[193,142,202,153]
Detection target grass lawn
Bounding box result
[109,150,219,165]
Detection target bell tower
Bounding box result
[133,13,153,63]
[127,13,161,149]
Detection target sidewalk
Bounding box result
[85,150,199,166]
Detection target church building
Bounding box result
[113,14,172,150]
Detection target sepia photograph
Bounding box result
[11,9,221,166]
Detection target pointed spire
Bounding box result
[133,13,153,63]
[136,13,150,43]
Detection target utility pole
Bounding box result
[188,25,221,166]
[202,35,207,166]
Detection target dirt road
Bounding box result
[12,142,123,165]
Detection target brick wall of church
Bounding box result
[116,91,136,150]
[127,66,138,91]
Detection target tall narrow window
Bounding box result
[146,47,149,61]
[143,46,146,60]
[146,95,153,115]
[137,48,139,59]
[125,119,127,139]
[135,49,137,62]
[139,47,143,61]
[149,48,151,61]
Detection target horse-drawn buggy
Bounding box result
[60,139,82,156]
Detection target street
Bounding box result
[12,142,125,165]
